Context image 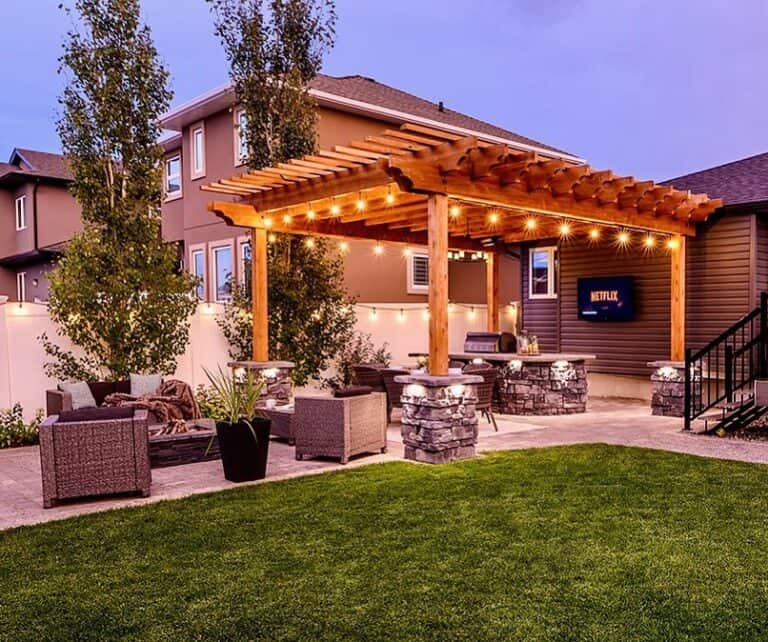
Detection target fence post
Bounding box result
[684,347,692,431]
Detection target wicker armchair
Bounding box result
[381,368,410,422]
[294,392,387,464]
[463,364,498,431]
[351,364,386,394]
[39,409,151,508]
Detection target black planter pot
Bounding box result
[215,417,271,483]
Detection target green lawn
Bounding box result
[2,445,768,641]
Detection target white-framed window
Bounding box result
[189,244,206,300]
[210,242,234,303]
[529,246,558,299]
[15,195,26,231]
[16,272,26,302]
[164,154,182,199]
[237,235,251,284]
[234,108,248,166]
[407,252,429,294]
[190,123,205,179]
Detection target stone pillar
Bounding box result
[229,360,295,407]
[397,373,482,464]
[648,360,688,416]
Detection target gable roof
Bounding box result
[160,73,580,161]
[12,148,72,180]
[664,152,768,207]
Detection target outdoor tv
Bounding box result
[578,276,635,321]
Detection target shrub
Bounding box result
[322,332,392,389]
[0,404,44,449]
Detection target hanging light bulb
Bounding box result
[644,234,656,248]
[306,206,316,221]
[268,233,277,243]
[370,307,378,321]
[667,237,680,250]
[386,188,395,205]
[305,237,315,249]
[283,214,292,225]
[356,192,365,211]
[448,302,455,313]
[373,243,384,256]
[525,217,537,230]
[617,230,630,246]
[398,308,406,323]
[403,247,412,257]
[450,205,460,218]
[468,306,477,320]
[264,217,273,228]
[589,227,600,240]
[330,198,340,216]
[488,211,499,225]
[559,222,571,237]
[338,240,349,253]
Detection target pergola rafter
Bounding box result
[205,122,722,372]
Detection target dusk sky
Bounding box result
[1,0,766,181]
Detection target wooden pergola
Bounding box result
[205,123,722,374]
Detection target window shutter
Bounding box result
[412,254,429,287]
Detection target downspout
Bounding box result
[32,179,40,252]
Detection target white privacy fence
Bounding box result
[0,301,515,420]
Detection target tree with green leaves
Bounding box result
[209,0,356,385]
[40,0,198,381]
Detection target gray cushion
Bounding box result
[130,373,162,397]
[58,381,98,410]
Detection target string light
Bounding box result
[589,227,600,240]
[403,247,412,257]
[306,206,316,221]
[667,237,680,250]
[450,205,460,218]
[398,308,406,323]
[559,222,571,237]
[468,306,477,320]
[525,217,537,231]
[305,237,315,249]
[338,240,349,253]
[488,211,499,225]
[422,309,430,321]
[448,302,455,312]
[373,243,384,256]
[644,234,656,248]
[282,214,292,224]
[330,198,340,216]
[370,307,378,321]
[617,231,630,246]
[263,217,273,228]
[386,188,395,205]
[356,192,365,211]
[268,233,276,243]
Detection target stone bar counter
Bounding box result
[410,352,595,416]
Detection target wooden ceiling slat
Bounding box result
[315,150,377,165]
[332,145,388,160]
[401,123,464,141]
[278,161,335,176]
[348,140,411,156]
[382,129,445,146]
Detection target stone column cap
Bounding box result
[395,373,483,386]
[228,360,295,369]
[647,360,685,369]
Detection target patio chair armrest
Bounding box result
[46,389,72,416]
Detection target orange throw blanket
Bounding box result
[104,379,200,434]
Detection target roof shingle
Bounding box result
[664,152,768,207]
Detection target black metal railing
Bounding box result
[684,292,768,431]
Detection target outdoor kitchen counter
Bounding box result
[408,352,596,415]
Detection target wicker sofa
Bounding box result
[46,381,163,425]
[39,408,151,508]
[294,391,387,464]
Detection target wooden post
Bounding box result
[486,252,500,332]
[427,194,449,376]
[670,235,686,361]
[251,227,269,361]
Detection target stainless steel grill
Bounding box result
[464,332,516,354]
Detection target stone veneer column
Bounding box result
[495,359,588,415]
[396,373,482,464]
[647,360,690,417]
[228,360,295,407]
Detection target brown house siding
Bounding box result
[559,239,671,376]
[685,212,753,351]
[754,213,768,304]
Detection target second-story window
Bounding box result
[191,123,205,179]
[235,109,248,165]
[165,155,182,199]
[15,195,26,231]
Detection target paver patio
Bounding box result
[3,398,768,531]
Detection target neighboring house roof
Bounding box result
[160,73,581,161]
[0,148,73,186]
[664,152,768,207]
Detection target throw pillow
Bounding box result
[58,381,98,410]
[130,373,162,397]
